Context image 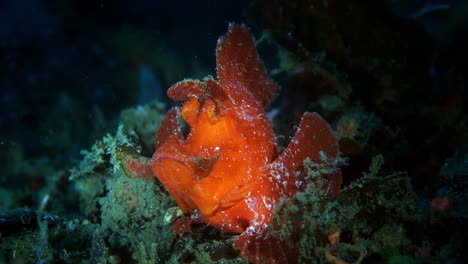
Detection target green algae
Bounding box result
[98,171,176,263]
[120,101,166,151]
[270,155,420,263]
[66,101,182,263]
[1,101,180,263]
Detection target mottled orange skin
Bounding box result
[153,95,277,233]
[126,24,342,264]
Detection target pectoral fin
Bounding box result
[233,225,297,264]
[270,112,342,197]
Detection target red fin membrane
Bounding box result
[167,77,228,102]
[155,108,184,148]
[167,79,205,101]
[234,226,298,264]
[216,24,279,108]
[270,112,342,197]
[125,156,153,178]
[171,215,202,234]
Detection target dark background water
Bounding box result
[0,0,251,170]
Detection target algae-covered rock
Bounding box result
[271,155,420,263]
[69,122,138,216]
[120,100,166,151]
[99,171,176,263]
[65,102,184,263]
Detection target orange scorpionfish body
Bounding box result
[126,23,342,264]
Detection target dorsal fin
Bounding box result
[216,23,279,108]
